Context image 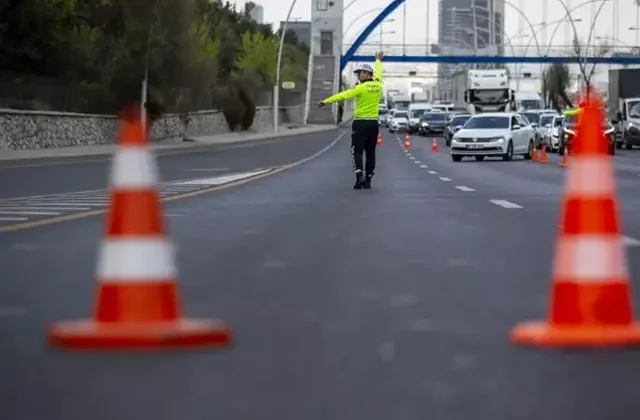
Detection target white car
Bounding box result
[389,110,409,133]
[536,113,558,150]
[543,115,564,152]
[450,112,536,162]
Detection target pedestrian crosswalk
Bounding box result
[0,168,274,227]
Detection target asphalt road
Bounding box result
[3,128,640,420]
[0,129,342,199]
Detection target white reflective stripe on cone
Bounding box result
[565,157,614,197]
[110,147,159,188]
[96,238,176,281]
[553,235,628,282]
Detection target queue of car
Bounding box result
[377,102,617,162]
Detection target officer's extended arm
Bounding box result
[374,59,382,81]
[322,84,365,104]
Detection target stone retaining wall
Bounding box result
[0,105,304,150]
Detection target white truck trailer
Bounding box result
[452,69,515,114]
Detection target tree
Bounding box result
[235,31,278,85]
[542,63,573,111]
[571,36,612,96]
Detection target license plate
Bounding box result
[466,144,484,149]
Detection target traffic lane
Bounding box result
[402,133,640,197]
[3,139,640,419]
[398,131,640,245]
[0,129,343,199]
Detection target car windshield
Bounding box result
[564,114,578,125]
[410,109,425,118]
[522,113,540,124]
[451,115,471,126]
[539,114,555,126]
[463,116,510,129]
[421,113,446,121]
[394,111,408,118]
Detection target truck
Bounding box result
[513,91,544,110]
[388,93,411,110]
[608,68,640,149]
[452,69,515,114]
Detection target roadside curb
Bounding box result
[0,125,342,166]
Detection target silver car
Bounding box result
[537,113,558,150]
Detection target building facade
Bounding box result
[279,21,312,49]
[437,0,505,100]
[244,1,264,24]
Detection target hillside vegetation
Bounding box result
[0,0,309,127]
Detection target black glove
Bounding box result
[318,101,325,108]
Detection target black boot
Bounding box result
[362,174,372,189]
[353,172,365,189]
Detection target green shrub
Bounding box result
[222,87,245,131]
[237,86,256,130]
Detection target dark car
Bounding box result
[418,112,447,136]
[444,113,472,146]
[559,113,615,156]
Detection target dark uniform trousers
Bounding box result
[351,119,379,177]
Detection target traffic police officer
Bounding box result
[319,52,384,189]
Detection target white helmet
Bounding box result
[354,63,374,74]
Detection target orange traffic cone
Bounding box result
[510,97,640,347]
[431,138,439,153]
[532,143,539,162]
[539,143,548,163]
[48,106,232,350]
[559,146,569,167]
[403,133,411,149]
[377,131,383,146]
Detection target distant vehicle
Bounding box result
[537,113,559,150]
[559,110,615,156]
[450,112,536,162]
[514,91,544,110]
[407,103,431,133]
[452,69,515,114]
[444,113,472,146]
[389,110,409,133]
[389,94,411,110]
[608,68,640,149]
[379,104,389,125]
[520,111,543,145]
[431,103,454,112]
[418,112,447,136]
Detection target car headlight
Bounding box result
[421,122,428,127]
[489,137,504,143]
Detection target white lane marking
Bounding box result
[187,168,229,172]
[0,217,28,221]
[409,157,415,160]
[622,236,640,247]
[0,210,61,215]
[12,202,108,207]
[0,206,90,211]
[419,164,428,168]
[428,170,437,174]
[171,168,271,186]
[490,199,522,209]
[414,161,422,164]
[439,177,452,181]
[455,186,475,192]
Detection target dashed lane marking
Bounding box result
[439,177,452,182]
[622,236,640,247]
[414,160,421,164]
[428,170,437,174]
[419,164,428,168]
[0,168,273,231]
[490,199,523,209]
[455,186,475,192]
[0,132,346,232]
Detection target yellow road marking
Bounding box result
[0,132,345,233]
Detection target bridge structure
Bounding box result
[339,0,640,70]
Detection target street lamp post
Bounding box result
[274,0,298,134]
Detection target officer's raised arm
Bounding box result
[374,51,383,81]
